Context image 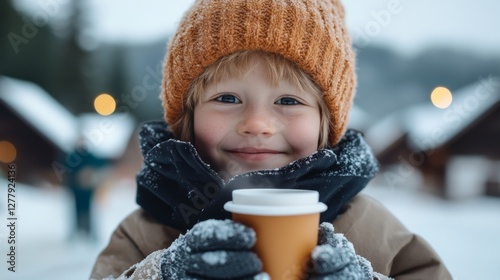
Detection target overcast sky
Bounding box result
[14,0,500,56]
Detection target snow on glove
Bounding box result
[308,222,373,280]
[160,219,270,280]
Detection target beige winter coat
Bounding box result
[90,195,452,279]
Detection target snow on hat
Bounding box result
[161,0,356,146]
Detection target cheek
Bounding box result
[193,112,215,150]
[193,109,227,158]
[286,115,321,156]
[194,125,213,149]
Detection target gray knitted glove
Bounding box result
[308,222,373,280]
[160,219,269,280]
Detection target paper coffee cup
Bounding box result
[224,189,327,279]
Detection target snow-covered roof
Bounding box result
[77,113,136,159]
[364,77,500,155]
[0,76,136,159]
[406,79,500,151]
[364,111,406,155]
[348,104,371,131]
[0,76,78,153]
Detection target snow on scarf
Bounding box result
[136,121,379,231]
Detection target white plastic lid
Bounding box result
[224,189,327,216]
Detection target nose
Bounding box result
[237,107,276,137]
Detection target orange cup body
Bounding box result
[232,212,319,280]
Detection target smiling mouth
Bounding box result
[229,148,281,154]
[227,148,283,161]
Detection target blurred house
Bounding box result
[365,78,500,199]
[0,76,137,186]
[0,76,78,185]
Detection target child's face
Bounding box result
[193,61,321,179]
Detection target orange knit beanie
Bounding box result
[161,0,356,146]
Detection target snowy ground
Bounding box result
[0,179,498,280]
[363,185,500,280]
[0,179,139,280]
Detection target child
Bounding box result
[91,0,451,279]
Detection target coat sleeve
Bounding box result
[89,209,181,280]
[333,195,452,280]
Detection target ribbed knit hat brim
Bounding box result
[162,0,356,146]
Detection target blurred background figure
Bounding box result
[64,135,107,242]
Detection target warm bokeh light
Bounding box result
[94,93,116,116]
[431,87,453,109]
[0,141,17,163]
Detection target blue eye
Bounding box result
[276,97,300,105]
[215,94,241,103]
